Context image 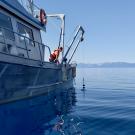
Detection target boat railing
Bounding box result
[0,26,51,63]
[17,0,40,18]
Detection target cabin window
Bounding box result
[0,13,15,40]
[18,22,34,46]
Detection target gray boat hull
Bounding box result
[0,56,75,104]
[0,87,76,135]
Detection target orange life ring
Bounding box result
[40,9,47,25]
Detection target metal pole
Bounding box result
[62,26,81,62]
[2,28,9,53]
[24,37,29,58]
[68,39,81,64]
[62,26,84,64]
[38,43,43,62]
[61,15,65,58]
[47,14,65,59]
[28,0,34,16]
[58,28,62,48]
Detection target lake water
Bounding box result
[1,68,135,135]
[74,68,135,135]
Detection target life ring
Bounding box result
[40,9,47,25]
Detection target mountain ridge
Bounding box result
[77,62,135,68]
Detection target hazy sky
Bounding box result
[36,0,135,63]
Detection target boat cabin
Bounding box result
[0,0,49,62]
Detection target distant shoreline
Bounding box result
[77,62,135,68]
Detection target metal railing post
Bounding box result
[38,43,43,62]
[24,37,29,58]
[2,28,9,53]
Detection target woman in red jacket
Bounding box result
[49,47,63,63]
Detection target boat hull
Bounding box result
[0,87,76,135]
[0,60,74,104]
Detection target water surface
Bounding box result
[1,68,135,135]
[73,68,135,135]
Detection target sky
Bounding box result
[36,0,135,63]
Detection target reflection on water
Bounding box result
[0,87,83,135]
[2,68,135,135]
[74,68,135,135]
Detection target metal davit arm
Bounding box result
[47,14,65,58]
[62,26,85,64]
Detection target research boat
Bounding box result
[0,0,84,104]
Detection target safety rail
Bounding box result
[17,0,40,18]
[0,26,51,63]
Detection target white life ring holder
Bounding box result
[40,9,47,25]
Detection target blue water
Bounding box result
[74,68,135,135]
[1,68,135,135]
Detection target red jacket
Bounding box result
[49,48,61,61]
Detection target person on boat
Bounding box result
[49,47,63,63]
